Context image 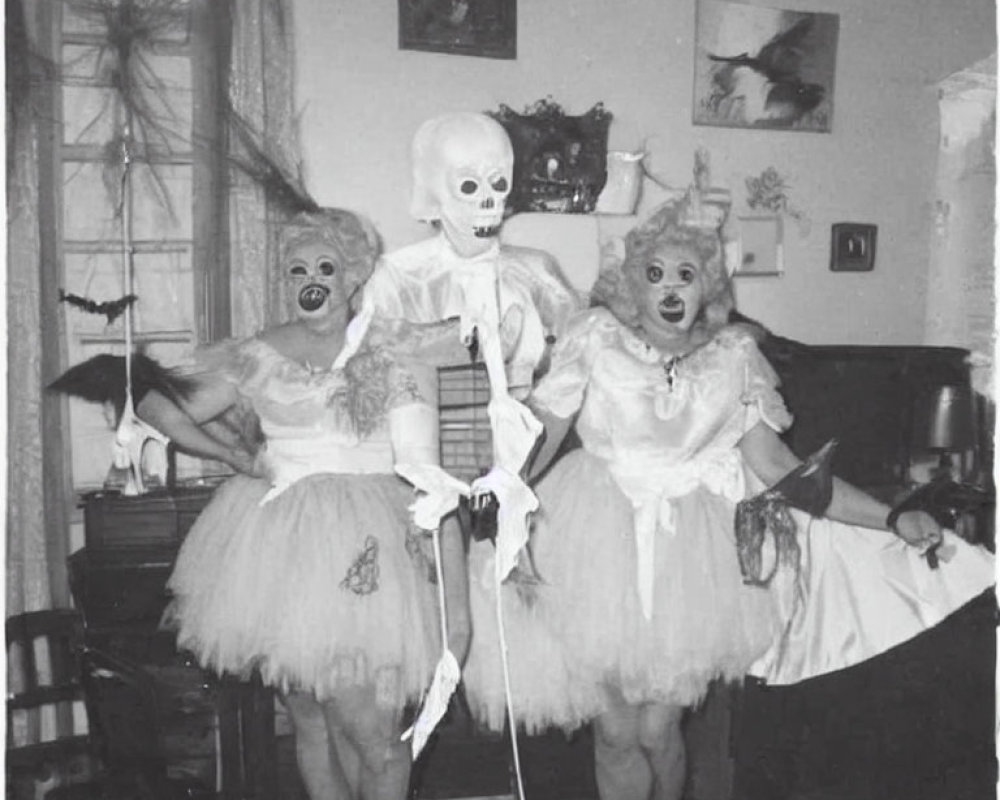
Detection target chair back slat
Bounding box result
[6,609,97,799]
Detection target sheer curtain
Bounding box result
[7,0,57,614]
[5,0,299,614]
[228,0,301,336]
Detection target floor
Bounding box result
[273,686,736,800]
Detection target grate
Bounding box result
[438,363,493,484]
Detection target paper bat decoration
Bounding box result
[48,352,195,423]
[59,290,138,324]
[734,439,837,586]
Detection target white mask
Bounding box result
[410,112,513,257]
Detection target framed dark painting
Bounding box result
[399,0,516,59]
[693,0,839,132]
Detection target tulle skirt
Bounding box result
[164,473,440,709]
[464,450,780,733]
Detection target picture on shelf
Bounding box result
[735,215,784,276]
[693,0,839,132]
[399,0,516,59]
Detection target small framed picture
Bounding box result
[734,215,784,276]
[399,0,516,59]
[830,223,877,271]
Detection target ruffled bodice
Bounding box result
[532,308,795,617]
[193,338,423,496]
[532,307,793,489]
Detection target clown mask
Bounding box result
[629,242,706,342]
[284,235,350,322]
[410,112,513,258]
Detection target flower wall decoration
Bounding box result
[745,167,803,221]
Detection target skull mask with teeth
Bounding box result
[410,112,514,257]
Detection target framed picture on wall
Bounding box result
[399,0,516,59]
[735,215,784,276]
[830,223,877,271]
[692,0,839,132]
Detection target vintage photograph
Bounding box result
[6,1,994,800]
[693,0,840,132]
[735,215,784,276]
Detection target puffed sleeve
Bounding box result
[734,332,793,435]
[529,307,611,419]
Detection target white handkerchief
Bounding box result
[401,649,461,759]
[395,463,471,531]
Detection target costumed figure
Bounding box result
[133,208,469,800]
[331,112,581,770]
[462,184,995,800]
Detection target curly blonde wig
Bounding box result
[279,207,381,298]
[592,198,734,338]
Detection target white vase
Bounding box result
[595,151,644,215]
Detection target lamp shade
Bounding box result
[911,384,976,451]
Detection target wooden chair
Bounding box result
[6,609,100,800]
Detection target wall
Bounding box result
[292,0,995,345]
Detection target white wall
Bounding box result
[292,0,995,345]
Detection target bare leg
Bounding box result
[439,513,471,664]
[282,691,355,800]
[594,701,651,800]
[325,683,410,800]
[639,702,686,800]
[330,723,363,795]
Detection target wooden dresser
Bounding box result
[69,486,279,800]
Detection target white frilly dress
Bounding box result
[163,338,440,709]
[463,308,995,733]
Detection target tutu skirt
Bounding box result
[164,473,439,709]
[464,450,779,733]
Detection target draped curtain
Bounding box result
[5,0,300,614]
[7,0,56,615]
[228,0,301,335]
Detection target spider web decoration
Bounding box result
[67,0,190,220]
[227,105,321,216]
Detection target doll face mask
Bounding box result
[631,243,706,338]
[284,235,349,322]
[410,113,513,257]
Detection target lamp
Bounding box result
[910,384,977,482]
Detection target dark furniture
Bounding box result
[68,490,278,800]
[729,336,998,800]
[6,609,97,800]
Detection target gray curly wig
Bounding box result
[279,207,381,298]
[591,198,734,338]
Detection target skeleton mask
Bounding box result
[410,112,513,257]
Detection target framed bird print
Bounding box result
[692,0,839,132]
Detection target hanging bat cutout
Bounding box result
[48,353,196,424]
[59,290,138,324]
[735,439,837,586]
